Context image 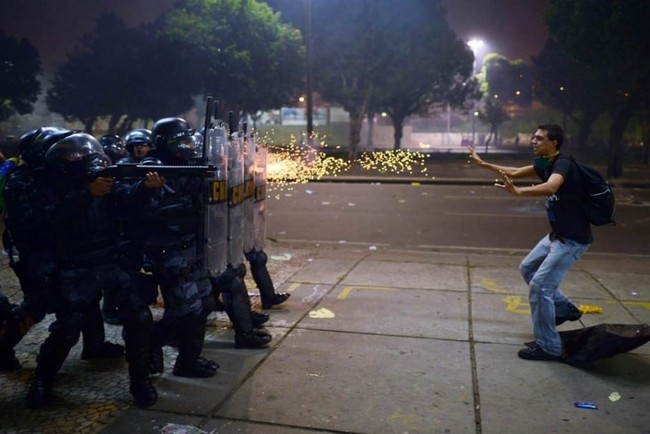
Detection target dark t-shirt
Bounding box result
[535,154,593,244]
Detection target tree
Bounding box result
[370,0,475,150]
[481,54,533,107]
[159,0,305,123]
[271,0,474,156]
[533,38,607,153]
[0,32,41,122]
[47,13,141,133]
[477,95,508,152]
[47,13,197,134]
[309,0,384,159]
[546,0,650,177]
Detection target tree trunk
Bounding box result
[391,113,405,150]
[607,105,634,178]
[83,118,95,134]
[366,113,374,148]
[107,115,120,135]
[348,109,363,160]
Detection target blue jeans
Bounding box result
[519,234,590,356]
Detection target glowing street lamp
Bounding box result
[467,39,485,74]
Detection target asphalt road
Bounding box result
[266,182,650,256]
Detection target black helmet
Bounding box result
[45,133,109,178]
[124,128,152,153]
[99,134,126,162]
[151,117,199,161]
[19,126,73,167]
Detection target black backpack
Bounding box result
[559,155,616,226]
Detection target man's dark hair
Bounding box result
[538,124,564,149]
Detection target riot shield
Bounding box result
[204,123,229,275]
[227,130,245,268]
[253,137,268,251]
[242,131,256,254]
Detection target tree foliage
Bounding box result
[533,38,606,152]
[370,0,475,149]
[480,54,533,106]
[47,13,196,133]
[0,32,41,122]
[307,0,473,156]
[46,2,304,133]
[160,0,305,121]
[545,0,650,177]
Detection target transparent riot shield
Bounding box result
[253,138,268,251]
[242,132,256,254]
[227,131,245,268]
[204,123,228,276]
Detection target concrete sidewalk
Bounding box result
[1,241,648,433]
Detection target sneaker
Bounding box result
[555,302,583,326]
[518,345,563,362]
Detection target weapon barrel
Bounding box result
[98,164,216,179]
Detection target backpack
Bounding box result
[559,155,616,226]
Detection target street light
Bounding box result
[467,38,484,74]
[467,39,485,149]
[472,111,479,147]
[304,0,313,141]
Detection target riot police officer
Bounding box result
[99,134,127,163]
[143,117,219,377]
[118,129,153,164]
[0,127,124,373]
[24,133,163,409]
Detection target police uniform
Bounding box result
[25,133,158,409]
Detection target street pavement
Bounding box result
[1,158,649,434]
[1,240,648,434]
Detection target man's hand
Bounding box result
[468,147,484,166]
[499,171,521,196]
[144,172,166,189]
[88,177,114,197]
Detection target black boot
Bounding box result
[0,307,35,371]
[81,341,125,360]
[26,332,74,409]
[80,301,124,360]
[262,292,290,310]
[235,329,272,349]
[251,311,269,327]
[172,314,218,378]
[0,347,21,372]
[246,250,290,309]
[220,268,272,349]
[122,306,158,408]
[149,316,177,374]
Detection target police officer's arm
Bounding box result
[501,172,564,196]
[468,147,535,179]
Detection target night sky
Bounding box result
[0,0,549,76]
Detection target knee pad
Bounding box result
[246,250,268,267]
[201,294,216,314]
[121,306,153,328]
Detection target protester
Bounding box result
[469,124,589,361]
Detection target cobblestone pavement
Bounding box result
[0,243,312,434]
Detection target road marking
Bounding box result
[337,285,397,300]
[481,278,508,293]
